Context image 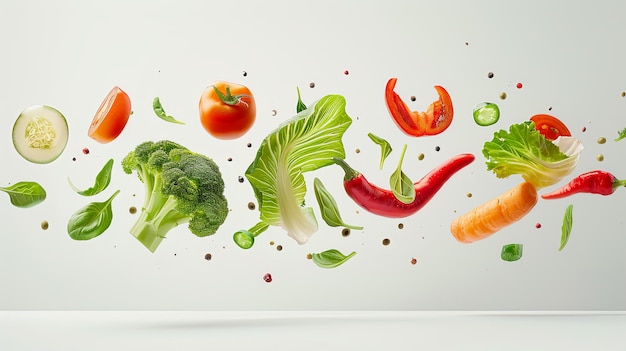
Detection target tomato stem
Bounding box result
[212,85,250,106]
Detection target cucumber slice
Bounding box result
[12,105,69,164]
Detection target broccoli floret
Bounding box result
[122,140,228,252]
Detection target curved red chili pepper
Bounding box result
[332,154,475,218]
[541,170,626,199]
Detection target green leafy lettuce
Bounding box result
[244,95,352,244]
[482,121,583,188]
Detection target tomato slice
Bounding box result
[529,114,571,141]
[385,78,454,137]
[88,86,132,143]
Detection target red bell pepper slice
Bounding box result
[385,78,454,137]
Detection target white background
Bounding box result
[1,0,625,315]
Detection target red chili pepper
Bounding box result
[385,78,454,137]
[541,170,626,199]
[332,154,475,218]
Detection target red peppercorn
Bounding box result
[263,273,272,283]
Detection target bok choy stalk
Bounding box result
[236,95,352,247]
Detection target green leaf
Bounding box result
[615,127,626,142]
[67,190,120,240]
[367,132,392,169]
[296,87,307,113]
[559,204,574,251]
[245,95,352,244]
[311,249,356,268]
[313,177,363,230]
[389,144,415,204]
[482,121,582,188]
[501,243,523,261]
[68,158,114,196]
[153,97,185,125]
[0,181,46,208]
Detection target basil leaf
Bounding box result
[0,181,46,208]
[501,243,523,261]
[67,190,120,240]
[389,144,415,204]
[311,249,356,269]
[367,132,392,169]
[296,87,307,113]
[313,177,363,230]
[153,97,185,124]
[68,158,114,196]
[559,204,574,251]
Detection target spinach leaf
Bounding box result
[311,249,356,268]
[296,87,307,113]
[501,243,523,261]
[67,190,120,240]
[153,97,185,124]
[389,144,415,204]
[0,181,46,208]
[313,177,363,230]
[68,158,114,196]
[559,204,574,251]
[368,132,392,169]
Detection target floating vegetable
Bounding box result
[153,97,185,124]
[450,182,538,243]
[614,127,626,142]
[541,170,626,199]
[332,153,474,218]
[296,87,307,113]
[199,81,256,139]
[12,105,69,164]
[67,190,120,240]
[88,86,132,143]
[367,132,392,169]
[68,158,114,196]
[483,121,583,188]
[238,95,352,246]
[385,78,453,137]
[501,243,523,262]
[311,249,356,269]
[313,178,363,230]
[472,102,500,126]
[559,204,574,251]
[529,114,571,141]
[389,144,415,204]
[0,181,47,208]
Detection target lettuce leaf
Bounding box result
[482,121,583,188]
[245,95,352,244]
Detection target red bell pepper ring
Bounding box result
[385,78,454,137]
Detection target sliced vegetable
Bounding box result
[233,222,269,249]
[367,132,392,169]
[12,105,69,164]
[313,178,363,230]
[239,95,352,245]
[199,81,256,139]
[0,181,46,208]
[153,97,185,124]
[68,158,114,196]
[389,144,415,204]
[483,121,583,188]
[614,127,626,142]
[333,153,474,218]
[529,114,571,141]
[67,190,120,240]
[472,102,500,126]
[311,249,356,268]
[559,204,574,251]
[450,182,538,243]
[88,86,132,143]
[385,78,453,137]
[541,170,626,199]
[501,243,523,262]
[296,87,307,113]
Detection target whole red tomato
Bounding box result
[199,81,256,139]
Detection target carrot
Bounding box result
[450,182,538,243]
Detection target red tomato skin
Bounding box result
[199,81,256,140]
[88,86,132,143]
